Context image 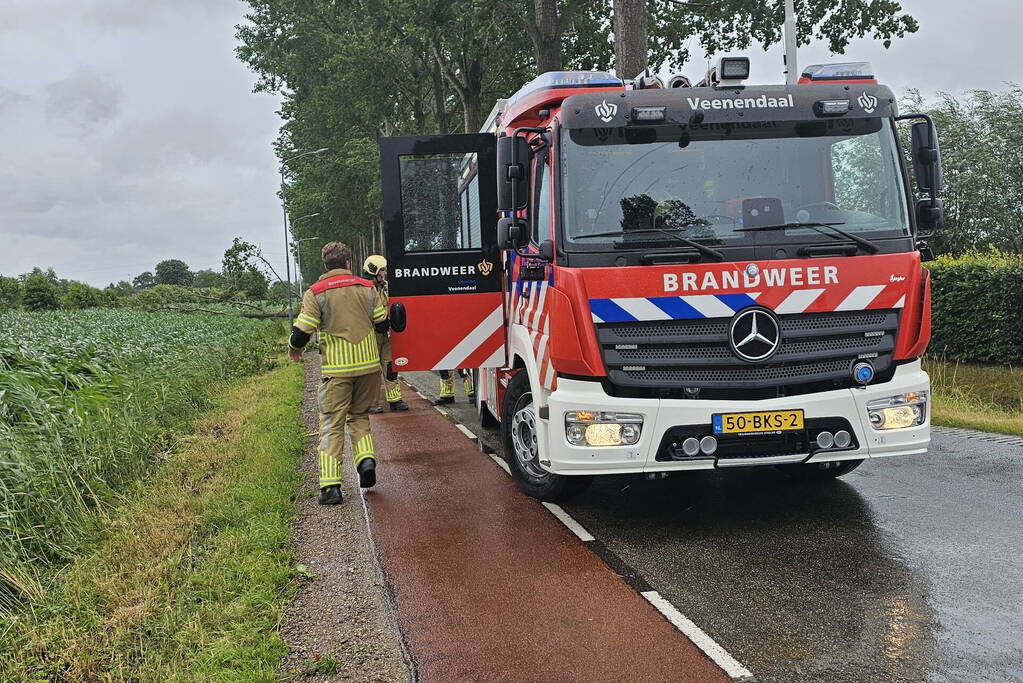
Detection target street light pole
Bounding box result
[280,148,328,324]
[290,214,319,295]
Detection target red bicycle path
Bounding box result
[363,385,731,682]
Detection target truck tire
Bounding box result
[781,458,864,481]
[500,370,590,501]
[473,369,500,429]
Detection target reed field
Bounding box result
[0,310,281,615]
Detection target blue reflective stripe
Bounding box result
[589,299,637,323]
[716,293,758,311]
[648,296,705,320]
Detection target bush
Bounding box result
[22,273,61,311]
[928,250,1023,363]
[0,276,21,311]
[61,282,102,310]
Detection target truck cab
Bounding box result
[378,60,943,501]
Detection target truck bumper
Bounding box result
[542,360,930,475]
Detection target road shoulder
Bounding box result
[280,356,409,681]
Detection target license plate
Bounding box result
[712,409,804,435]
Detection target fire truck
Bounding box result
[379,58,943,501]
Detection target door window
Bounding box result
[399,152,480,252]
[532,152,552,244]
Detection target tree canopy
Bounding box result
[236,0,918,261]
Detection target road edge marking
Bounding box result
[541,502,596,542]
[455,424,476,439]
[640,590,757,682]
[488,453,511,475]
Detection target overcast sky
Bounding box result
[1,0,1018,286]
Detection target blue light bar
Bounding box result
[506,71,621,109]
[801,62,875,81]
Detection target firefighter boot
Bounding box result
[463,374,475,404]
[368,405,384,414]
[317,485,343,506]
[389,400,409,411]
[435,373,455,404]
[358,458,377,488]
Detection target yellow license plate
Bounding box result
[713,410,804,435]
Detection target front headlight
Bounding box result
[866,391,927,430]
[565,411,643,446]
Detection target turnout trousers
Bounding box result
[377,332,401,404]
[317,372,378,488]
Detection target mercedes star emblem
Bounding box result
[729,307,781,362]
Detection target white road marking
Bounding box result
[415,391,427,399]
[489,453,511,475]
[640,590,756,682]
[433,406,447,415]
[541,502,596,542]
[455,424,476,439]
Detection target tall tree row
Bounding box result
[237,0,917,284]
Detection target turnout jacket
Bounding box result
[294,268,387,377]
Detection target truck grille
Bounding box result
[598,310,899,395]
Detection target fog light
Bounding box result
[621,424,641,445]
[682,437,701,456]
[866,392,927,430]
[699,435,717,455]
[565,410,643,446]
[834,430,852,448]
[816,431,835,449]
[566,424,586,445]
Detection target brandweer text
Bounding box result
[664,265,838,292]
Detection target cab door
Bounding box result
[379,133,506,371]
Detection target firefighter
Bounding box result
[433,369,474,405]
[288,241,388,506]
[363,254,408,413]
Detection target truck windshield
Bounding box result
[560,118,910,252]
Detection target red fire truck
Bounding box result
[379,58,943,501]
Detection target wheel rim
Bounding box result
[510,390,548,479]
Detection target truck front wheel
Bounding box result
[501,371,590,501]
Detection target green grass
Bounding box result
[925,357,1023,436]
[0,310,282,612]
[0,363,304,681]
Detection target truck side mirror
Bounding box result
[911,120,943,193]
[497,216,530,250]
[539,239,555,262]
[497,134,531,212]
[916,198,944,232]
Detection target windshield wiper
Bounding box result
[735,221,880,254]
[575,228,725,261]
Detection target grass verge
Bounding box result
[0,362,304,681]
[925,358,1023,436]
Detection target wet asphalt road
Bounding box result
[403,372,1023,682]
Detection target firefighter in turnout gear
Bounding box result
[288,242,388,506]
[433,369,474,405]
[363,255,409,414]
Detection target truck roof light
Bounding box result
[800,62,875,82]
[815,99,851,116]
[631,106,666,122]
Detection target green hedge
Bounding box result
[928,250,1023,364]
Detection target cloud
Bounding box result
[0,0,284,286]
[45,70,122,126]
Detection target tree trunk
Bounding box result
[613,0,649,78]
[534,0,563,73]
[460,58,483,132]
[429,61,450,134]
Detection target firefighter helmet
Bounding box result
[363,254,387,276]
